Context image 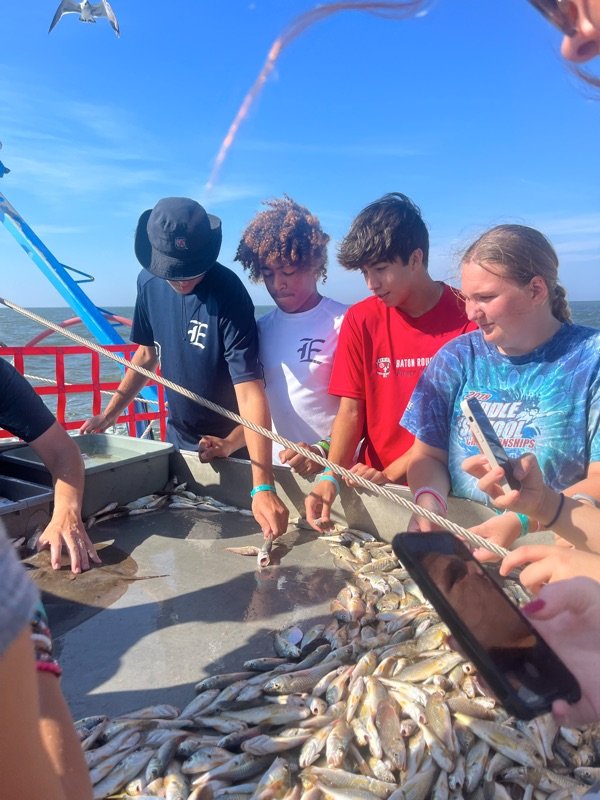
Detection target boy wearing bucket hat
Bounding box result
[81,196,288,539]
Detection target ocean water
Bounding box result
[0,301,598,425]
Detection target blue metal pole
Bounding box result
[0,191,157,435]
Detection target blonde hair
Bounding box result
[462,224,571,323]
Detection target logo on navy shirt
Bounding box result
[297,338,325,363]
[175,237,188,250]
[188,319,208,348]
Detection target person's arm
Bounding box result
[406,439,451,531]
[233,379,289,539]
[30,422,100,574]
[79,345,158,433]
[38,672,93,800]
[304,396,364,532]
[381,444,415,484]
[522,578,600,727]
[463,453,600,552]
[0,629,67,800]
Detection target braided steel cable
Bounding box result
[0,297,509,558]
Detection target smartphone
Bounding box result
[391,531,581,719]
[460,396,521,492]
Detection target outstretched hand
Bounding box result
[469,512,522,563]
[79,413,112,435]
[198,435,236,462]
[462,453,547,521]
[37,511,101,574]
[345,462,390,487]
[279,442,323,477]
[252,491,289,540]
[523,577,600,727]
[501,544,600,594]
[305,480,337,533]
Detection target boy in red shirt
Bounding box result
[305,192,475,530]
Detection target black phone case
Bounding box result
[392,532,581,719]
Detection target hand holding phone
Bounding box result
[461,396,521,493]
[392,531,581,719]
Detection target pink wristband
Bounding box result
[36,660,63,677]
[414,486,448,514]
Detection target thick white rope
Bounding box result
[0,297,508,558]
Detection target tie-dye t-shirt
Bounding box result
[401,324,600,503]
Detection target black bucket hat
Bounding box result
[134,197,222,280]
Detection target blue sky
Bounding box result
[0,0,599,312]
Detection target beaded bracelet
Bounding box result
[414,486,448,514]
[31,603,62,679]
[36,660,63,677]
[316,472,340,493]
[250,484,276,498]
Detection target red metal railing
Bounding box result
[0,345,168,440]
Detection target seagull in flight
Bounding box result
[49,0,120,37]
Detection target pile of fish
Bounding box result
[84,477,253,529]
[76,529,599,800]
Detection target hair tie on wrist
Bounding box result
[414,486,448,514]
[543,492,565,529]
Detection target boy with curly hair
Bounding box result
[198,196,346,474]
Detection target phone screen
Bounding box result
[392,532,581,717]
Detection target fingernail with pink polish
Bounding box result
[522,598,545,615]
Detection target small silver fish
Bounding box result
[225,546,261,557]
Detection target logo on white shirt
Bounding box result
[297,337,325,363]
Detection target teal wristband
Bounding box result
[515,512,529,536]
[250,484,276,498]
[316,473,340,493]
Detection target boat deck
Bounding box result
[27,451,498,721]
[44,505,349,720]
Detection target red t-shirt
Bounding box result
[328,284,475,470]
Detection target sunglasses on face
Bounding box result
[527,0,577,36]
